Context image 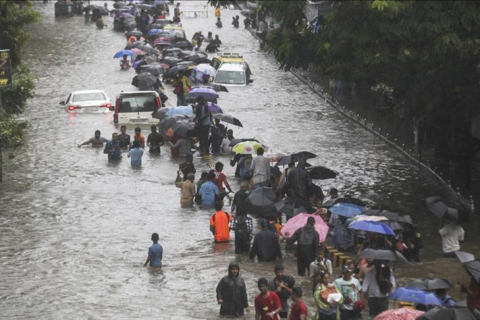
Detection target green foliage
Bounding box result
[0,109,27,148]
[0,63,37,114]
[206,0,239,9]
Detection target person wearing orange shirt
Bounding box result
[210,201,233,243]
[133,127,145,148]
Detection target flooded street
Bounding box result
[0,1,478,318]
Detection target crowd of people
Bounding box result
[75,1,480,319]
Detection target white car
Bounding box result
[60,90,111,113]
[113,91,162,125]
[212,63,253,87]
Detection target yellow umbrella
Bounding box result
[232,141,268,155]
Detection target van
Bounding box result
[113,91,162,125]
[212,63,253,86]
[211,53,252,78]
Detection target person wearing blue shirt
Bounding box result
[128,140,144,166]
[435,289,456,307]
[198,172,220,207]
[144,233,163,267]
[103,133,122,160]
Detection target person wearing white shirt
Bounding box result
[439,221,465,257]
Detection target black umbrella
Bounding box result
[113,1,127,9]
[380,210,414,225]
[210,84,229,93]
[144,56,158,65]
[321,198,337,208]
[136,3,152,10]
[162,56,182,66]
[214,114,243,127]
[244,187,278,218]
[137,44,157,55]
[464,260,480,282]
[455,251,476,264]
[166,64,190,76]
[359,249,409,262]
[152,108,169,120]
[418,306,476,320]
[276,151,317,167]
[310,184,325,201]
[274,199,295,216]
[308,166,338,180]
[125,30,143,37]
[229,138,258,147]
[141,64,165,76]
[426,196,459,220]
[92,6,109,15]
[172,40,192,50]
[132,72,157,88]
[171,121,195,137]
[404,278,451,291]
[163,48,183,57]
[188,52,208,62]
[158,116,180,132]
[177,60,196,67]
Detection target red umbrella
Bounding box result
[374,308,424,320]
[280,213,329,242]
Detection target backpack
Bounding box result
[235,215,250,242]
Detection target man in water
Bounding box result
[289,287,308,320]
[250,147,271,189]
[216,262,249,316]
[210,201,232,243]
[133,127,145,148]
[194,96,212,156]
[118,126,131,149]
[249,219,282,262]
[78,130,108,148]
[175,171,196,208]
[254,278,282,320]
[268,264,295,318]
[128,140,143,166]
[144,232,163,268]
[147,125,164,154]
[198,172,220,208]
[179,154,196,180]
[286,217,319,276]
[104,133,121,160]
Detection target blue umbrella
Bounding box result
[147,28,163,37]
[389,287,443,306]
[132,59,144,69]
[113,50,134,59]
[187,88,219,102]
[329,203,365,218]
[348,220,395,235]
[166,106,194,117]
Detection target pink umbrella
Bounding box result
[280,213,329,242]
[374,308,424,320]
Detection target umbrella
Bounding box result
[131,48,146,55]
[232,141,268,155]
[187,88,219,101]
[275,151,317,166]
[144,55,158,65]
[210,84,229,93]
[329,203,365,218]
[136,44,157,55]
[455,251,476,264]
[125,30,143,37]
[146,23,166,31]
[322,198,337,208]
[229,138,258,147]
[171,121,195,137]
[166,106,194,117]
[274,199,295,216]
[308,166,338,180]
[188,52,208,62]
[244,187,278,217]
[113,1,127,9]
[351,215,389,223]
[389,288,443,306]
[214,114,243,127]
[464,260,480,282]
[380,211,415,225]
[374,307,424,320]
[426,196,458,220]
[152,108,169,120]
[166,64,190,77]
[121,12,135,19]
[162,56,182,66]
[194,63,217,76]
[136,4,152,10]
[132,59,145,69]
[240,9,252,16]
[208,102,223,114]
[132,72,157,88]
[404,278,451,291]
[418,306,476,320]
[334,196,366,207]
[349,220,395,236]
[94,6,109,15]
[113,50,134,58]
[147,29,164,37]
[140,64,166,76]
[280,213,329,242]
[359,249,409,262]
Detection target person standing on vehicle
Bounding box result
[144,232,163,268]
[195,96,213,156]
[78,130,108,148]
[175,171,196,208]
[210,201,232,243]
[250,147,271,189]
[118,126,131,149]
[230,210,253,254]
[268,264,295,319]
[286,217,319,276]
[147,125,164,154]
[128,140,143,167]
[216,262,250,317]
[104,133,122,160]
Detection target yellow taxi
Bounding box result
[211,53,252,77]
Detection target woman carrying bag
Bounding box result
[314,271,343,320]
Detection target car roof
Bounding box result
[217,63,245,71]
[164,25,184,30]
[117,91,159,97]
[72,90,106,95]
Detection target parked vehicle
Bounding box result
[112,91,162,125]
[212,63,253,87]
[60,90,111,113]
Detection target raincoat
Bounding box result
[283,159,312,209]
[216,262,249,316]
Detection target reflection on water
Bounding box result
[0,1,478,318]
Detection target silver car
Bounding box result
[60,90,111,113]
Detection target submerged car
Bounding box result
[211,53,252,76]
[112,91,162,125]
[212,63,253,86]
[60,90,111,113]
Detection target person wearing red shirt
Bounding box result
[255,278,282,320]
[210,201,232,243]
[214,162,233,193]
[289,287,307,320]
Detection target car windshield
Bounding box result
[73,92,106,102]
[215,70,246,85]
[119,95,158,113]
[168,29,185,39]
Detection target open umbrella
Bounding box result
[214,114,243,127]
[136,3,152,10]
[417,306,476,320]
[187,88,219,102]
[166,64,190,77]
[113,1,127,9]
[308,166,338,180]
[152,108,169,120]
[275,151,317,167]
[125,30,142,37]
[244,187,278,217]
[171,120,195,137]
[132,72,157,88]
[232,141,268,155]
[208,102,223,114]
[359,249,409,262]
[335,197,366,207]
[380,211,415,225]
[351,215,389,223]
[374,307,424,320]
[274,199,295,216]
[136,44,157,55]
[194,63,217,76]
[426,196,458,220]
[240,8,252,16]
[210,84,229,93]
[162,56,182,66]
[455,251,476,264]
[349,220,395,235]
[280,213,329,242]
[464,260,480,282]
[229,138,258,147]
[147,28,164,37]
[188,52,208,62]
[166,106,194,117]
[113,50,134,58]
[404,278,451,291]
[329,203,365,218]
[140,64,165,76]
[94,6,109,15]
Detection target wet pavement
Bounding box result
[0,1,478,318]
